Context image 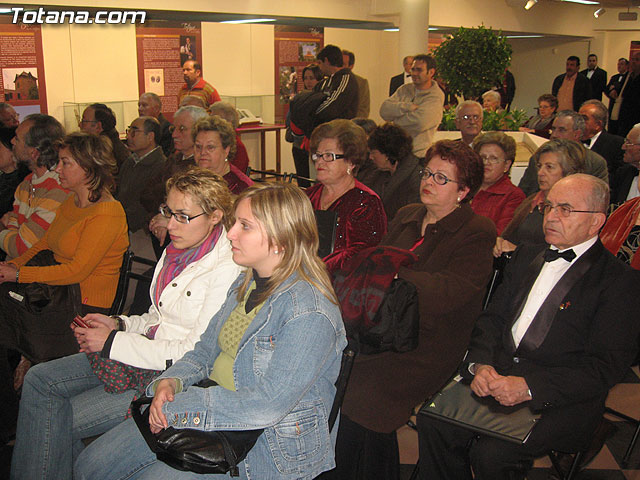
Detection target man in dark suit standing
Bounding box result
[580,54,607,101]
[552,56,591,111]
[417,174,640,480]
[614,51,640,139]
[389,56,413,96]
[605,58,628,134]
[579,100,624,180]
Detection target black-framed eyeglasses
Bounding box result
[537,202,600,217]
[419,168,460,186]
[126,126,141,136]
[159,204,206,224]
[79,119,98,125]
[460,114,481,121]
[311,152,346,163]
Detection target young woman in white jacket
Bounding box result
[10,168,242,480]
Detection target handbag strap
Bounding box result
[131,395,160,453]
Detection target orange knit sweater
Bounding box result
[11,196,129,308]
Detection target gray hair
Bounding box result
[174,105,208,125]
[0,102,14,113]
[208,101,240,129]
[534,138,585,177]
[556,110,586,136]
[580,99,608,129]
[455,100,483,119]
[564,173,610,213]
[140,92,162,110]
[481,90,501,105]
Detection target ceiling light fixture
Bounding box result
[594,7,605,17]
[220,18,276,24]
[561,0,600,4]
[524,0,538,10]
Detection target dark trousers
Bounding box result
[292,146,311,188]
[416,414,547,480]
[319,415,399,480]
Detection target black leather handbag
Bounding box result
[131,381,263,477]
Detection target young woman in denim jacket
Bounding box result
[75,182,347,480]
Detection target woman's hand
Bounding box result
[149,213,169,243]
[72,314,115,353]
[149,379,178,434]
[493,237,517,258]
[0,263,17,283]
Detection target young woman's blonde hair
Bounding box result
[165,166,234,231]
[234,182,337,305]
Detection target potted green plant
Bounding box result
[433,25,512,101]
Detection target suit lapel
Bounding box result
[503,251,545,355]
[516,242,602,354]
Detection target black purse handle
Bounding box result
[131,395,160,454]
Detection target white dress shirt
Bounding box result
[511,236,598,347]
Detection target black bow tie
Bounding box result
[582,140,591,146]
[406,74,411,77]
[544,248,576,263]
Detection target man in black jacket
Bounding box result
[389,56,414,96]
[314,44,359,124]
[579,100,624,180]
[580,54,607,101]
[551,56,591,112]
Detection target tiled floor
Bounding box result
[398,366,640,479]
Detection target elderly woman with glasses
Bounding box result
[471,132,525,234]
[306,119,387,273]
[10,168,242,480]
[494,139,585,257]
[334,139,495,478]
[519,93,558,138]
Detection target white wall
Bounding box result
[509,37,591,116]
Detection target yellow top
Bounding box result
[210,283,264,390]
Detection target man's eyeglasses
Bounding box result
[159,204,206,224]
[170,125,190,134]
[459,114,481,122]
[480,154,505,165]
[79,119,98,125]
[419,168,460,186]
[538,202,600,217]
[311,152,346,163]
[126,126,141,136]
[623,138,640,147]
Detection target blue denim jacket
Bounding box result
[147,271,347,479]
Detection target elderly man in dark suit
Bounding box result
[417,174,640,480]
[389,55,413,96]
[579,100,624,180]
[580,54,607,101]
[611,124,640,204]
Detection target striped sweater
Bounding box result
[0,170,70,259]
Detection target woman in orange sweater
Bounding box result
[0,132,128,443]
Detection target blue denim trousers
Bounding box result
[74,417,235,479]
[10,353,135,480]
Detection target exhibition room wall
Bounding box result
[22,0,640,173]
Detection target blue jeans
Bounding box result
[10,353,136,480]
[75,417,233,479]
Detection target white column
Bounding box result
[399,0,430,63]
